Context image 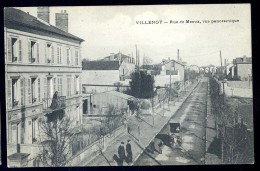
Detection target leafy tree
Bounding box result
[129,71,154,99]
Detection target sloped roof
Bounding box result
[4,8,84,43]
[103,53,132,61]
[82,61,120,70]
[234,57,252,64]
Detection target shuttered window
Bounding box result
[53,78,56,94]
[45,44,47,63]
[58,77,62,96]
[75,50,79,65]
[79,76,81,94]
[57,47,60,64]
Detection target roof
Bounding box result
[4,8,84,43]
[82,61,120,70]
[162,59,185,66]
[103,53,132,61]
[106,91,136,101]
[234,57,252,64]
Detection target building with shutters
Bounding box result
[4,7,84,166]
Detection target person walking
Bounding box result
[118,142,126,166]
[126,140,133,164]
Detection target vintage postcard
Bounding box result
[4,4,253,167]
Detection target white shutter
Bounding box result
[28,79,31,104]
[7,79,12,108]
[38,78,41,102]
[51,46,54,63]
[18,39,22,61]
[20,78,24,105]
[37,43,39,62]
[28,40,31,62]
[44,78,47,98]
[7,38,12,62]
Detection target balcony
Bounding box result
[42,96,66,113]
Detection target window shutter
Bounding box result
[44,78,47,98]
[60,47,62,64]
[28,41,31,62]
[57,47,60,64]
[51,46,54,63]
[45,44,47,63]
[20,78,24,105]
[7,79,12,108]
[7,38,12,62]
[19,39,22,61]
[53,78,56,94]
[37,43,39,62]
[74,77,76,94]
[71,48,73,65]
[38,78,41,102]
[28,79,31,104]
[79,76,81,94]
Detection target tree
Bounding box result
[143,56,153,66]
[37,111,77,167]
[129,71,154,99]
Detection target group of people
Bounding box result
[113,140,133,166]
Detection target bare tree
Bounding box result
[143,56,153,66]
[37,113,77,167]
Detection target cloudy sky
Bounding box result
[18,4,251,66]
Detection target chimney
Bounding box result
[55,10,68,32]
[243,55,246,62]
[37,7,50,23]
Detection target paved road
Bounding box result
[135,77,208,165]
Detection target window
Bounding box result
[44,77,52,99]
[67,77,72,97]
[32,118,37,143]
[20,78,25,105]
[27,78,32,104]
[7,37,22,62]
[45,43,54,64]
[28,41,39,63]
[31,78,37,103]
[75,49,79,65]
[7,78,20,107]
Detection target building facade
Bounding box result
[233,56,252,81]
[5,7,84,166]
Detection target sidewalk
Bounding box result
[79,80,201,166]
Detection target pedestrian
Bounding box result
[126,140,133,164]
[118,142,126,166]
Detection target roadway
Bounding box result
[135,77,208,165]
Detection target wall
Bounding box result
[154,74,179,87]
[67,125,126,166]
[219,82,253,98]
[82,70,119,93]
[237,63,252,80]
[119,61,135,77]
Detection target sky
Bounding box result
[18,4,251,66]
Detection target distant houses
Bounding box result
[82,53,135,93]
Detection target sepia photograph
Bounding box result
[4,4,253,167]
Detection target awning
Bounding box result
[105,91,137,101]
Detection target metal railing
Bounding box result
[42,96,66,111]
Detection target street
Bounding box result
[135,77,208,165]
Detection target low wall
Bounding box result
[217,79,253,98]
[67,125,126,166]
[227,81,252,88]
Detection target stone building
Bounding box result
[4,7,84,167]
